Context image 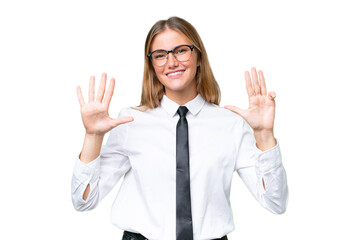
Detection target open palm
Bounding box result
[76,73,133,135]
[225,67,276,132]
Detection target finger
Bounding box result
[88,75,95,102]
[76,86,85,107]
[224,105,247,118]
[96,73,107,102]
[104,78,115,107]
[259,70,267,96]
[268,91,276,101]
[245,71,254,98]
[251,67,260,95]
[110,116,134,128]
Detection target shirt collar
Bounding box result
[161,93,205,117]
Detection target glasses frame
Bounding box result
[147,44,195,66]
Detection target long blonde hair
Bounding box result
[138,16,220,109]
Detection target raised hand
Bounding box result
[224,67,276,150]
[76,73,133,136]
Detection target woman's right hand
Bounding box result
[76,73,134,136]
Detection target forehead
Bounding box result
[151,29,191,51]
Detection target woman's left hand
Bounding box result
[224,67,276,150]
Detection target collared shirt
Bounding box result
[71,93,288,240]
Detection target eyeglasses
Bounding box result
[147,45,195,67]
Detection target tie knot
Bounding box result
[177,106,189,117]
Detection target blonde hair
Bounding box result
[138,16,220,109]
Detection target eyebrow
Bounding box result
[150,43,191,52]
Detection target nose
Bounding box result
[167,52,179,68]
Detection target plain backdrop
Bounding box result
[1,0,359,239]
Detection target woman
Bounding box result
[72,16,288,240]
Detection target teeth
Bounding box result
[167,71,184,76]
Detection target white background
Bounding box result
[1,0,359,239]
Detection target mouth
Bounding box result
[166,70,185,78]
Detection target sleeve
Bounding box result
[234,118,289,214]
[71,108,132,211]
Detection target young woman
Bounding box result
[72,16,288,240]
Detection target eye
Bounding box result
[154,54,165,59]
[152,50,167,60]
[175,46,189,55]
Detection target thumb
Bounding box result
[224,105,247,118]
[110,116,134,128]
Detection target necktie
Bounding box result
[176,106,193,240]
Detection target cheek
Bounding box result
[186,59,198,75]
[189,54,199,71]
[153,67,164,79]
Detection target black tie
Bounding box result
[176,106,193,240]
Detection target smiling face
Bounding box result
[150,28,199,104]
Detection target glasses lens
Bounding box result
[174,45,192,62]
[151,50,167,66]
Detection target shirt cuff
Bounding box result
[255,139,282,173]
[73,156,101,185]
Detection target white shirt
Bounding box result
[71,93,288,240]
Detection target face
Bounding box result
[150,29,199,101]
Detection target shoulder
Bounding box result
[202,102,245,124]
[117,106,153,116]
[117,106,165,126]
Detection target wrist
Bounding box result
[80,133,105,164]
[253,130,276,151]
[85,132,105,140]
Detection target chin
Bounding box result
[165,79,193,91]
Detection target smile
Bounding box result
[166,70,185,77]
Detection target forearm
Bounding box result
[256,142,288,214]
[239,143,288,214]
[78,133,104,200]
[261,163,288,214]
[71,156,101,210]
[80,133,104,164]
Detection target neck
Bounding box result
[165,88,198,106]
